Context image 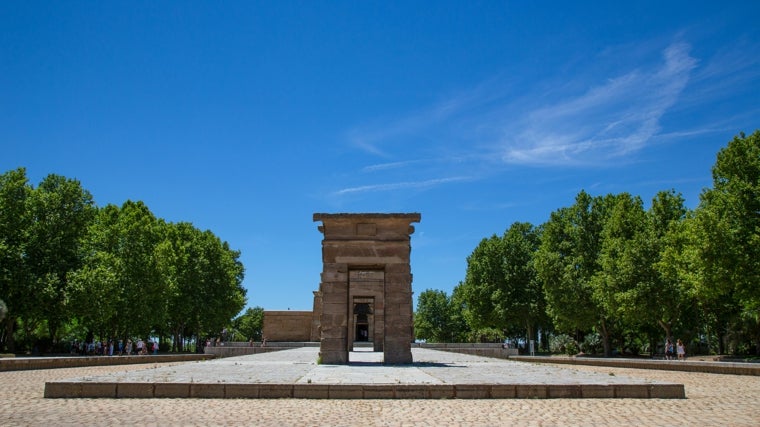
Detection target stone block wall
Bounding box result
[262,311,313,342]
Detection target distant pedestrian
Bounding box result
[665,339,674,360]
[677,339,686,360]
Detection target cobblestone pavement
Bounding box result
[2,355,759,426]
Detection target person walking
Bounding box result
[677,339,686,361]
[665,339,674,360]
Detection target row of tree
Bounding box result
[0,167,247,353]
[415,131,760,356]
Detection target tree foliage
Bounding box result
[457,222,546,344]
[0,168,32,351]
[0,169,247,353]
[233,306,265,341]
[447,131,760,356]
[414,289,454,342]
[535,191,610,352]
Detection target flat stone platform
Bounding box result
[0,353,214,372]
[45,347,684,399]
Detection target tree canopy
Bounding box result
[0,168,247,353]
[415,130,760,356]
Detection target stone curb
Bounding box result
[44,381,685,399]
[510,356,760,376]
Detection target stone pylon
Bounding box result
[313,213,420,364]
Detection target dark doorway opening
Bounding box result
[355,323,369,341]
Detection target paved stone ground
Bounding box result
[50,347,671,387]
[3,349,760,426]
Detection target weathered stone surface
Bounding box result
[313,213,420,365]
[327,384,365,398]
[547,384,582,398]
[81,382,118,398]
[118,382,155,398]
[515,385,548,398]
[580,384,615,398]
[154,383,191,398]
[43,382,81,398]
[258,384,294,398]
[293,384,329,399]
[262,311,312,342]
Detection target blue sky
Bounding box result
[2,2,759,312]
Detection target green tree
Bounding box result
[414,289,453,342]
[493,222,545,347]
[456,222,547,345]
[156,222,246,350]
[188,230,246,343]
[155,221,204,350]
[589,192,690,354]
[460,235,506,330]
[448,283,471,342]
[535,191,614,355]
[69,201,165,342]
[0,168,32,352]
[704,131,760,311]
[25,174,95,343]
[591,193,650,346]
[233,306,264,341]
[645,191,692,343]
[692,131,760,354]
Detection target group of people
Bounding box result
[664,338,686,360]
[70,338,158,356]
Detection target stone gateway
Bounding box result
[313,213,421,364]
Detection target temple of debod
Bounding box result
[262,213,420,364]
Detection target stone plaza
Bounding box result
[2,351,759,426]
[42,347,685,399]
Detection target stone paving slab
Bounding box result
[45,347,684,399]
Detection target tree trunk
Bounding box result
[48,323,58,347]
[3,317,16,353]
[718,322,727,355]
[657,319,672,353]
[525,320,534,354]
[600,319,611,357]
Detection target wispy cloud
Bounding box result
[361,159,427,172]
[332,176,472,196]
[335,37,750,199]
[502,42,697,165]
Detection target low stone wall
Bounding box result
[45,381,684,399]
[262,311,314,342]
[510,355,760,376]
[203,342,319,358]
[414,343,519,358]
[0,354,213,372]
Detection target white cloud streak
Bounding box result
[333,176,471,196]
[335,38,750,199]
[503,42,697,165]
